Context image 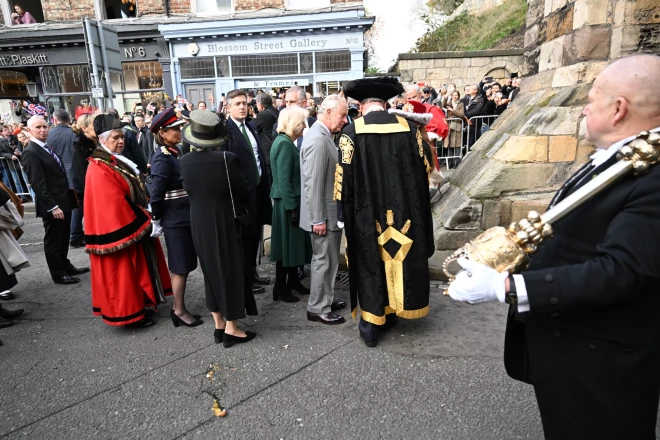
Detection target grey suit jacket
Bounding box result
[299,122,339,232]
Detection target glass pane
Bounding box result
[56,66,86,93]
[0,70,29,97]
[315,50,351,73]
[110,72,123,93]
[197,0,231,13]
[81,66,92,92]
[300,52,313,74]
[231,54,298,77]
[122,61,164,90]
[215,56,230,77]
[41,67,60,94]
[179,58,215,79]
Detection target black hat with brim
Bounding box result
[181,110,226,149]
[94,114,123,137]
[343,77,404,103]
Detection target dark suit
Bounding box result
[136,128,155,166]
[504,152,660,439]
[121,126,148,174]
[226,118,272,273]
[21,141,78,280]
[254,105,279,179]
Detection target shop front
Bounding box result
[159,8,373,104]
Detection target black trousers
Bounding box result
[43,212,73,280]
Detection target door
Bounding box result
[184,83,216,110]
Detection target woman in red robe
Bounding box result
[85,115,171,328]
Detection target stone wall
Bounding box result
[398,49,525,89]
[430,0,660,258]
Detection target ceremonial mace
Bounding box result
[442,131,660,286]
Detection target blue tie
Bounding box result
[296,137,303,150]
[44,144,63,170]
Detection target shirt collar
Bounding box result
[231,116,246,127]
[31,138,46,148]
[99,143,140,175]
[317,122,331,136]
[590,126,660,167]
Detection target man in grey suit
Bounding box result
[300,95,349,325]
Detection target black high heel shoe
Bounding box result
[170,310,203,328]
[273,285,300,303]
[214,328,225,344]
[222,330,257,348]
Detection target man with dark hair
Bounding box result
[464,84,485,147]
[134,114,154,166]
[254,92,279,179]
[46,109,85,247]
[225,89,273,292]
[105,108,147,173]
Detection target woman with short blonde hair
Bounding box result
[270,106,312,303]
[276,106,308,141]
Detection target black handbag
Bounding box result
[224,152,252,236]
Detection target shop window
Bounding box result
[9,0,43,25]
[300,52,313,74]
[196,0,231,14]
[215,56,230,77]
[0,70,29,98]
[40,65,91,94]
[122,61,163,89]
[106,0,138,19]
[179,58,215,79]
[315,50,351,73]
[287,0,329,9]
[231,53,298,77]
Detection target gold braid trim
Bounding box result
[416,129,432,183]
[333,163,343,201]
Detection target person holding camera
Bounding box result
[11,4,37,25]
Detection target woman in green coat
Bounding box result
[270,106,312,303]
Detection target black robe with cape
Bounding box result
[337,111,434,325]
[180,148,257,320]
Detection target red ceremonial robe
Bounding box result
[85,149,171,326]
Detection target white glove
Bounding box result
[151,219,163,238]
[448,258,508,304]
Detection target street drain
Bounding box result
[335,271,350,286]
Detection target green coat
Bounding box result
[269,134,311,266]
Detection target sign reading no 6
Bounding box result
[124,47,146,58]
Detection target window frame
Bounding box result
[193,0,233,16]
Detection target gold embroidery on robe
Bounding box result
[377,210,412,316]
[339,134,355,165]
[333,164,343,201]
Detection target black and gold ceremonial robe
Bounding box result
[336,110,435,325]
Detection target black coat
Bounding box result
[21,141,76,217]
[120,126,148,174]
[505,153,660,439]
[71,134,96,194]
[0,137,16,167]
[46,124,76,190]
[136,128,155,165]
[254,106,279,175]
[147,145,190,228]
[180,149,257,320]
[226,118,272,227]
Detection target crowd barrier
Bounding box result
[0,157,33,198]
[435,114,500,170]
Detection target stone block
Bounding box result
[564,25,612,63]
[434,59,446,68]
[510,200,550,222]
[471,57,492,67]
[548,84,590,106]
[525,24,540,48]
[518,106,583,136]
[549,135,578,161]
[579,116,588,137]
[399,69,413,83]
[573,0,609,29]
[462,57,472,67]
[434,229,482,251]
[528,0,545,25]
[429,251,458,280]
[551,62,608,88]
[434,185,483,230]
[577,139,596,162]
[481,199,513,229]
[522,69,556,92]
[493,135,549,163]
[447,58,463,67]
[545,0,568,17]
[547,5,575,41]
[623,0,660,24]
[538,36,566,72]
[467,162,556,198]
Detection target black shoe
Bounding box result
[360,331,378,348]
[381,315,399,333]
[0,290,14,301]
[273,285,299,303]
[214,328,225,344]
[306,311,345,325]
[54,275,80,285]
[170,310,203,328]
[298,266,305,280]
[0,306,24,319]
[252,273,270,285]
[222,330,257,348]
[124,318,156,328]
[66,266,90,276]
[0,320,14,329]
[70,239,86,249]
[287,280,310,295]
[252,286,265,294]
[330,301,347,312]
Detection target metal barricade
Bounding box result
[465,115,500,153]
[436,117,465,170]
[0,157,33,198]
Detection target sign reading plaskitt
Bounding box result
[173,32,363,58]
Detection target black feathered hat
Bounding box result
[343,77,404,103]
[94,114,123,137]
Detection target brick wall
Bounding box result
[329,0,357,3]
[41,0,96,21]
[234,0,285,10]
[0,7,4,26]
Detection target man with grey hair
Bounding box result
[300,94,349,325]
[22,116,88,285]
[46,109,84,248]
[272,86,316,141]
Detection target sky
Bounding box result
[363,0,428,72]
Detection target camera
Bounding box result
[348,104,359,118]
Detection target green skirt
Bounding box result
[270,198,312,267]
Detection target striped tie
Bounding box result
[44,144,63,170]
